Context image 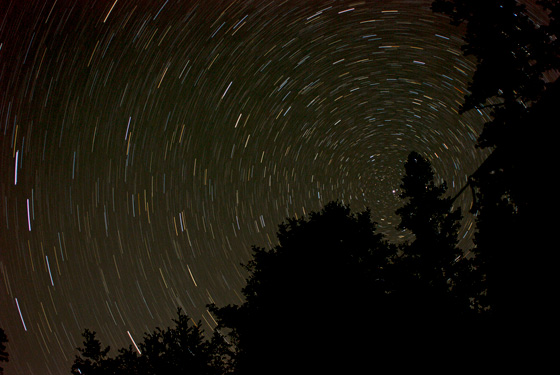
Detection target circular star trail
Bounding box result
[0,1,490,374]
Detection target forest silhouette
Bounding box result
[67,152,484,374]
[0,0,555,373]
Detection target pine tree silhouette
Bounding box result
[71,309,231,375]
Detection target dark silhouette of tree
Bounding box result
[209,202,398,374]
[209,193,485,373]
[394,152,475,319]
[71,308,232,375]
[71,329,113,375]
[0,328,8,375]
[432,0,557,352]
[396,152,463,281]
[431,0,557,116]
[429,0,558,218]
[383,152,482,361]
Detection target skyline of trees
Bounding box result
[70,309,232,375]
[70,149,489,374]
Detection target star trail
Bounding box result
[0,1,491,374]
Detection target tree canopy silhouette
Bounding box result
[71,308,232,375]
[210,201,398,373]
[209,153,480,373]
[432,0,557,333]
[72,153,489,374]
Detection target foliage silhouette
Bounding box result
[431,0,557,116]
[0,328,8,375]
[432,0,557,336]
[210,202,395,374]
[72,153,487,374]
[210,201,398,373]
[210,166,478,374]
[394,152,475,318]
[71,308,232,375]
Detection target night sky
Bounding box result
[0,0,496,373]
